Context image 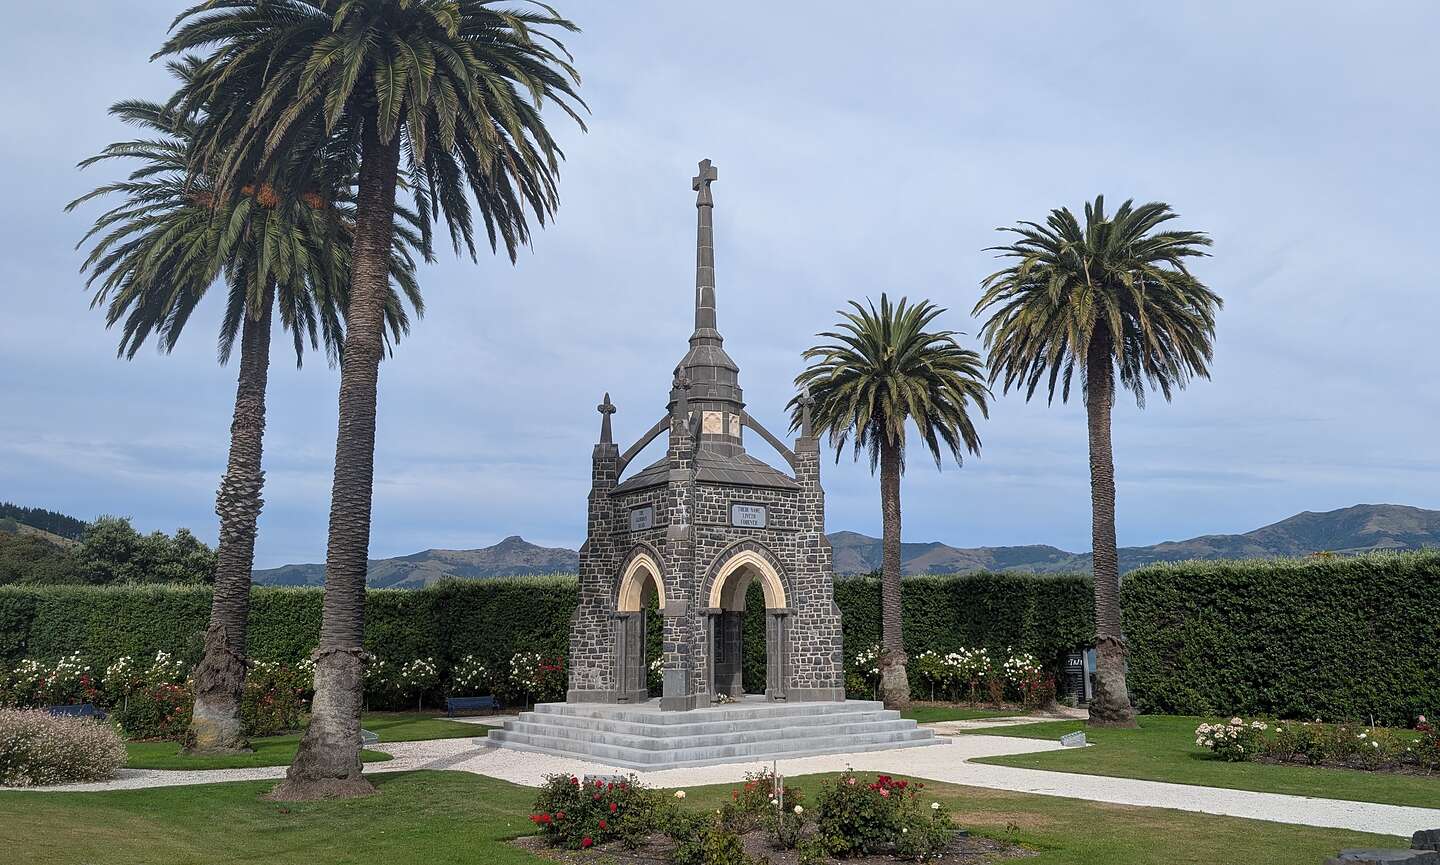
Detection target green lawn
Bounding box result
[124,712,485,770]
[0,770,1401,865]
[966,715,1440,809]
[901,705,1021,723]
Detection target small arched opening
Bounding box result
[706,548,790,701]
[614,551,664,703]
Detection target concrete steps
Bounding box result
[489,698,945,769]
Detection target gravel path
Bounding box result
[21,731,1440,837]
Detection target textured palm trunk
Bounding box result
[271,125,401,801]
[877,436,910,708]
[185,282,275,755]
[1085,338,1137,727]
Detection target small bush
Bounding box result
[0,708,126,787]
[115,682,192,740]
[241,661,310,737]
[814,771,953,860]
[531,773,655,851]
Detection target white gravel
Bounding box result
[19,732,1439,838]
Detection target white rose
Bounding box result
[793,805,803,814]
[931,802,941,810]
[674,790,686,799]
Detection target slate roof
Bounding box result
[613,446,798,495]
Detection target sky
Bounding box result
[2,2,1438,568]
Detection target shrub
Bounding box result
[815,771,911,857]
[449,654,492,695]
[0,708,126,787]
[531,773,655,850]
[1197,716,1430,771]
[398,658,440,711]
[505,652,565,706]
[1124,552,1440,726]
[241,661,309,737]
[114,682,192,740]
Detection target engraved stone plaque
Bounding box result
[629,505,654,532]
[730,503,767,528]
[702,410,724,434]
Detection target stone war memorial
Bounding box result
[489,161,941,767]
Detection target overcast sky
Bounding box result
[2,2,1437,568]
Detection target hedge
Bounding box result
[1122,551,1440,727]
[0,572,1094,685]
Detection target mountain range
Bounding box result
[249,503,1440,589]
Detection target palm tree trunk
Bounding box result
[877,436,910,708]
[1085,338,1136,727]
[271,123,402,800]
[185,282,275,754]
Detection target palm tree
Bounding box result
[158,0,585,798]
[69,62,427,754]
[791,295,988,708]
[973,196,1220,727]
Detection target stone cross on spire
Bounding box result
[692,158,719,337]
[597,392,616,444]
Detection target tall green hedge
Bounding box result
[1122,551,1440,726]
[0,572,1093,678]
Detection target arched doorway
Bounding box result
[706,549,790,701]
[615,551,664,703]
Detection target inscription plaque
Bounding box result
[730,503,766,528]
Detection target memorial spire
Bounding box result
[691,158,720,343]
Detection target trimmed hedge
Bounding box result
[0,572,1093,684]
[1122,551,1440,727]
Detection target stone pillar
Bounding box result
[660,384,701,711]
[567,406,621,703]
[765,610,791,701]
[790,433,846,702]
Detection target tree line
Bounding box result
[0,503,88,541]
[0,516,216,587]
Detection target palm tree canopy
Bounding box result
[973,196,1222,406]
[157,0,587,262]
[67,60,429,364]
[789,294,989,473]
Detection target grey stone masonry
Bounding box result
[563,158,844,711]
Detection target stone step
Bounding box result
[487,725,941,769]
[527,699,888,725]
[510,708,909,739]
[501,717,922,751]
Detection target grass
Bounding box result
[902,705,1022,723]
[965,715,1440,809]
[0,770,1402,865]
[124,712,485,770]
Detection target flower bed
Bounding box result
[522,770,1011,864]
[1195,716,1440,773]
[852,644,1055,707]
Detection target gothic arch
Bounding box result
[705,541,789,611]
[616,544,666,612]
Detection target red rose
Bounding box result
[609,802,617,813]
[581,837,593,849]
[599,819,607,830]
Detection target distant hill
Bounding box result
[251,504,1440,586]
[0,502,87,541]
[252,535,580,589]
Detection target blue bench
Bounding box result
[446,696,503,717]
[45,703,107,721]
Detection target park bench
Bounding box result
[446,695,503,717]
[44,703,107,721]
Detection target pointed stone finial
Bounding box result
[597,393,616,444]
[798,386,815,438]
[672,367,692,422]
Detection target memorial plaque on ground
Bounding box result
[1059,731,1086,747]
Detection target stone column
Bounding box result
[660,380,700,711]
[568,400,621,703]
[790,432,846,702]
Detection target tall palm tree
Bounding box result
[159,0,585,798]
[973,196,1220,727]
[791,295,988,708]
[69,62,427,754]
